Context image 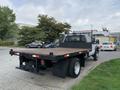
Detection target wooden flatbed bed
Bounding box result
[10,48,88,61]
[11,48,88,56]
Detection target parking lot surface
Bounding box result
[0,47,120,90]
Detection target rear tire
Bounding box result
[68,58,81,78]
[114,48,117,51]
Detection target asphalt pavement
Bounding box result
[0,47,120,90]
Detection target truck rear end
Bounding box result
[10,48,88,78]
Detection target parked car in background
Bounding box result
[25,41,43,48]
[99,42,117,51]
[42,42,55,48]
[42,39,59,48]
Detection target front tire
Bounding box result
[68,58,81,78]
[93,51,99,61]
[114,48,117,51]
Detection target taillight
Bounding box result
[100,45,102,48]
[64,54,69,58]
[32,54,40,58]
[110,45,113,48]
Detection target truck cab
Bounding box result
[61,32,99,61]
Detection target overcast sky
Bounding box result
[0,0,120,32]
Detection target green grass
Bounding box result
[72,59,120,90]
[118,46,120,49]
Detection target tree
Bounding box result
[0,6,17,40]
[18,26,46,46]
[37,15,71,42]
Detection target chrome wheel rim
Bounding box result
[74,61,80,75]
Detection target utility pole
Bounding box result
[90,24,93,30]
[90,24,94,40]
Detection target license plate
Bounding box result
[104,46,109,48]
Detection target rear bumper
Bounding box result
[100,48,116,51]
[9,49,58,61]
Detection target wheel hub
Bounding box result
[74,62,80,75]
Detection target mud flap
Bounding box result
[80,58,85,67]
[80,54,86,67]
[52,60,69,78]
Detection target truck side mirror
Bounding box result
[92,39,99,44]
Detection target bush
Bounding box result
[0,40,14,46]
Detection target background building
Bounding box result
[110,32,120,45]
